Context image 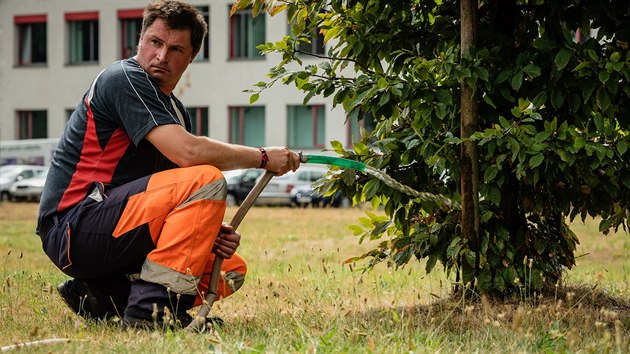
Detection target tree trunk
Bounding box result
[460,0,480,284]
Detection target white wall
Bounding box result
[0,0,348,153]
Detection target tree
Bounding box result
[234,0,630,296]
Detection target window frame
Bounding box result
[16,110,47,139]
[228,7,266,60]
[186,107,209,136]
[287,16,325,56]
[15,14,47,66]
[228,106,266,146]
[287,104,326,149]
[193,6,210,62]
[65,11,100,65]
[118,9,143,60]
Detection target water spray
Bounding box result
[299,152,460,209]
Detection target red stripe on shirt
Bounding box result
[58,98,131,211]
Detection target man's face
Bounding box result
[136,18,196,94]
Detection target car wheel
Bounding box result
[226,193,237,207]
[0,191,11,202]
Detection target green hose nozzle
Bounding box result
[299,152,366,171]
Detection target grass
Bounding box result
[0,201,628,353]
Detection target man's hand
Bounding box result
[264,147,300,175]
[212,223,241,259]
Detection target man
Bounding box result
[37,0,299,329]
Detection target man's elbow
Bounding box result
[170,145,202,167]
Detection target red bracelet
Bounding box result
[259,147,269,168]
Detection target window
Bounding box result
[17,110,47,139]
[298,28,325,55]
[229,106,265,146]
[118,9,143,59]
[15,14,47,66]
[287,105,325,149]
[194,6,210,62]
[288,17,325,56]
[186,107,209,136]
[347,112,376,146]
[229,8,265,59]
[66,11,99,64]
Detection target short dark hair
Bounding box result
[142,0,208,54]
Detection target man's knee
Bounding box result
[179,165,227,206]
[224,271,246,293]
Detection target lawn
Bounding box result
[0,202,628,353]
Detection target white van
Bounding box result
[255,165,329,206]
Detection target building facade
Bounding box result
[0,0,365,158]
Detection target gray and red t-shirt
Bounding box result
[37,58,190,234]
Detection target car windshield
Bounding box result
[33,168,49,178]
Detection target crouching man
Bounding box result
[36,0,299,329]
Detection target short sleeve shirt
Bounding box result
[37,58,190,233]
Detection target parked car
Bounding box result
[290,184,351,208]
[0,164,47,201]
[225,168,264,206]
[9,167,49,202]
[255,165,329,206]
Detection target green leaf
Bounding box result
[348,225,363,236]
[511,71,523,91]
[436,89,453,105]
[252,0,263,16]
[483,93,496,108]
[572,61,591,72]
[446,237,461,259]
[484,165,499,183]
[568,92,581,113]
[534,131,550,143]
[574,136,586,150]
[363,179,381,200]
[522,64,541,78]
[611,51,621,63]
[499,116,511,129]
[529,153,545,168]
[249,93,260,104]
[594,115,604,132]
[617,141,628,155]
[372,220,390,236]
[598,70,610,84]
[555,48,572,70]
[477,270,492,292]
[532,91,547,108]
[597,88,611,111]
[488,185,501,205]
[330,140,344,153]
[230,0,253,15]
[477,67,489,81]
[550,89,565,109]
[425,254,437,273]
[354,141,368,155]
[494,274,506,292]
[496,70,512,84]
[511,106,522,118]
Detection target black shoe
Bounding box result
[57,279,118,320]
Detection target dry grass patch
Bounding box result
[1,202,628,353]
